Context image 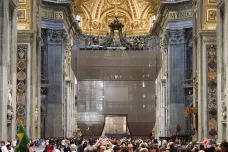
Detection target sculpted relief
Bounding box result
[7,84,14,123]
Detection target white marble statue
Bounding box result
[7,84,14,122]
[8,84,13,106]
[35,107,38,121]
[221,88,227,120]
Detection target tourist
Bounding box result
[55,147,61,152]
[12,139,17,148]
[149,145,158,152]
[113,145,121,152]
[6,144,13,152]
[140,148,149,152]
[93,146,98,152]
[98,145,106,152]
[220,141,228,152]
[27,142,34,152]
[199,144,205,152]
[71,144,77,152]
[0,141,8,152]
[44,140,54,152]
[85,147,93,152]
[63,143,71,152]
[124,146,129,152]
[128,142,133,152]
[77,140,84,152]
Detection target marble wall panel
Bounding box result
[206,44,217,138]
[16,44,28,127]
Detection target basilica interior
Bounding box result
[0,0,227,144]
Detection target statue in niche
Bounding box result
[7,84,14,122]
[35,99,38,123]
[35,107,38,121]
[8,84,12,106]
[221,88,227,120]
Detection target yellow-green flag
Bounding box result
[14,124,30,152]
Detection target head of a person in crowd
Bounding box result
[93,146,98,152]
[192,146,199,152]
[113,139,118,145]
[209,146,215,152]
[215,147,221,152]
[128,142,133,151]
[70,144,77,151]
[220,141,228,152]
[78,140,83,145]
[122,146,129,152]
[98,145,106,152]
[140,143,147,148]
[113,145,121,152]
[150,145,159,152]
[199,144,205,151]
[83,141,87,147]
[0,141,5,146]
[153,139,158,144]
[140,148,149,152]
[136,147,141,152]
[169,142,174,149]
[6,144,11,150]
[85,147,94,152]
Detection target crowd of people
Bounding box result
[1,136,228,152]
[0,139,17,152]
[39,136,228,152]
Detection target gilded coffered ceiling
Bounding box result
[73,0,160,35]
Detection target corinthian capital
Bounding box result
[47,29,67,43]
[164,29,185,45]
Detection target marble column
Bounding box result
[0,0,17,141]
[225,0,228,141]
[197,31,217,140]
[45,29,66,137]
[216,0,228,143]
[161,79,166,137]
[165,29,186,136]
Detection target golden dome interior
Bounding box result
[73,0,160,36]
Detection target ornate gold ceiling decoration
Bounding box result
[107,0,125,5]
[73,0,160,35]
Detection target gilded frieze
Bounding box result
[17,0,31,30]
[203,0,217,30]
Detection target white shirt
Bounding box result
[61,140,65,146]
[12,140,17,147]
[9,147,14,152]
[1,146,8,152]
[55,149,61,152]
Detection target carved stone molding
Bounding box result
[17,30,35,43]
[47,29,67,43]
[164,29,185,45]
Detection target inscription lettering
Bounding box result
[42,9,64,20]
[169,10,193,20]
